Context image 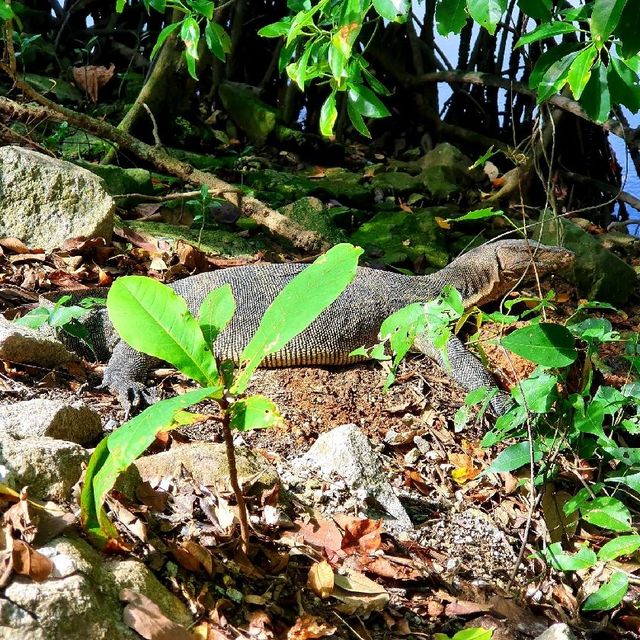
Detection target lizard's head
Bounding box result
[457,239,575,307]
[492,239,575,281]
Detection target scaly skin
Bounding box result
[96,239,574,414]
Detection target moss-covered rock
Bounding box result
[244,169,316,207]
[350,208,449,268]
[535,216,636,305]
[371,171,423,194]
[218,82,278,145]
[279,197,346,244]
[74,161,153,198]
[308,167,372,207]
[417,143,479,198]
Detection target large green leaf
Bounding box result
[107,276,220,388]
[516,0,551,20]
[542,542,598,571]
[320,92,338,137]
[81,388,217,547]
[567,45,597,100]
[199,283,236,346]
[435,0,467,35]
[582,571,629,611]
[512,369,558,413]
[615,1,640,58]
[501,323,577,367]
[608,55,640,111]
[598,535,640,560]
[232,244,363,393]
[347,83,391,118]
[534,50,581,102]
[590,0,628,46]
[229,395,284,431]
[581,497,632,532]
[580,60,612,121]
[516,21,577,47]
[372,0,410,23]
[485,441,542,474]
[466,0,507,35]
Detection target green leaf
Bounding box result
[205,22,230,61]
[150,22,180,59]
[115,0,126,12]
[107,276,220,388]
[541,542,597,571]
[535,50,581,102]
[347,99,371,137]
[320,92,338,137]
[615,1,640,58]
[581,497,632,532]
[447,208,504,223]
[198,284,236,346]
[580,60,611,122]
[258,20,292,38]
[501,323,577,367]
[485,442,542,474]
[608,56,640,111]
[180,17,200,61]
[516,0,551,20]
[81,388,217,546]
[512,369,558,413]
[328,41,348,81]
[598,535,640,560]
[14,307,51,330]
[607,471,640,493]
[567,45,597,100]
[573,401,607,441]
[582,571,629,611]
[347,83,391,119]
[372,0,410,23]
[591,0,628,46]
[229,395,284,431]
[529,42,582,88]
[466,0,508,35]
[516,21,577,48]
[436,0,468,35]
[191,0,215,20]
[233,244,362,394]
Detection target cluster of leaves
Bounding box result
[258,0,399,137]
[15,294,105,356]
[116,0,231,78]
[80,243,362,547]
[513,0,640,122]
[257,0,640,136]
[467,300,640,612]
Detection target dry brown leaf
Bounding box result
[308,560,334,599]
[286,614,337,639]
[0,237,31,253]
[120,588,192,640]
[11,539,53,582]
[435,217,451,229]
[332,568,389,615]
[359,555,423,581]
[295,512,343,554]
[336,516,382,554]
[72,64,115,102]
[444,600,492,616]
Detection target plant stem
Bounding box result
[220,397,251,554]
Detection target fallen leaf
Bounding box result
[72,64,115,102]
[11,539,53,582]
[287,614,337,639]
[295,512,343,555]
[335,516,382,554]
[308,560,334,599]
[542,484,578,544]
[435,217,451,229]
[332,568,389,615]
[120,588,192,640]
